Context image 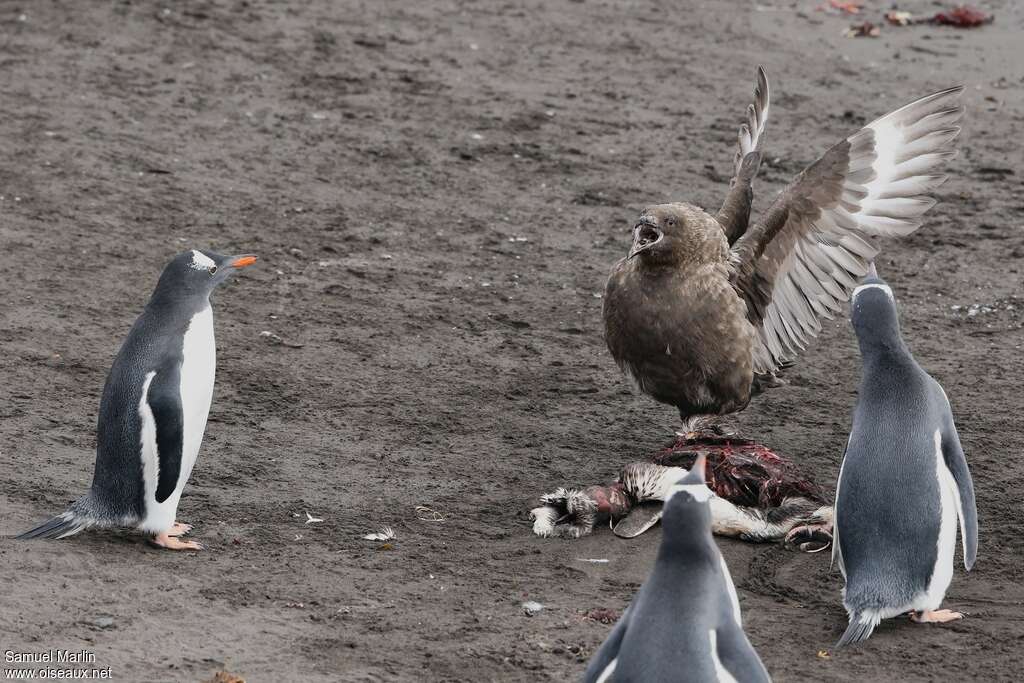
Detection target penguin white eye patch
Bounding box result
[189,250,217,271]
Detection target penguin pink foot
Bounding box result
[151,532,204,551]
[168,522,193,537]
[910,609,964,624]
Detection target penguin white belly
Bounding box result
[719,554,742,626]
[915,429,959,612]
[137,306,216,533]
[177,306,216,486]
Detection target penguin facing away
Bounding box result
[583,455,771,683]
[17,250,257,551]
[833,265,978,646]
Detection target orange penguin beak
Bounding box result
[230,255,258,268]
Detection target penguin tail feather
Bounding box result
[16,510,92,540]
[836,613,877,648]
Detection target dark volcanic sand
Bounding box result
[2,1,1023,681]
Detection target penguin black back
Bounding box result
[92,250,241,521]
[850,265,906,354]
[834,266,978,646]
[18,250,256,544]
[583,458,770,682]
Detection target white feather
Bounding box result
[363,526,396,541]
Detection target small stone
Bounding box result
[94,616,114,629]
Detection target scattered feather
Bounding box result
[415,505,446,522]
[885,10,913,25]
[522,601,544,616]
[826,0,862,14]
[259,330,305,348]
[844,21,880,37]
[362,526,396,541]
[583,608,621,624]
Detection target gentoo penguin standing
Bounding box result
[583,455,771,683]
[17,250,257,551]
[602,68,964,436]
[834,265,978,646]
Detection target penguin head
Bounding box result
[850,263,903,350]
[628,203,725,267]
[152,250,258,304]
[660,454,714,537]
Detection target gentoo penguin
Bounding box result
[833,265,978,646]
[17,250,257,551]
[602,67,964,435]
[583,455,771,683]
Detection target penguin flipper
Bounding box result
[831,440,850,572]
[713,626,771,683]
[582,607,630,683]
[612,502,663,538]
[145,370,184,504]
[941,421,978,570]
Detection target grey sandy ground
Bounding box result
[2,1,1023,681]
